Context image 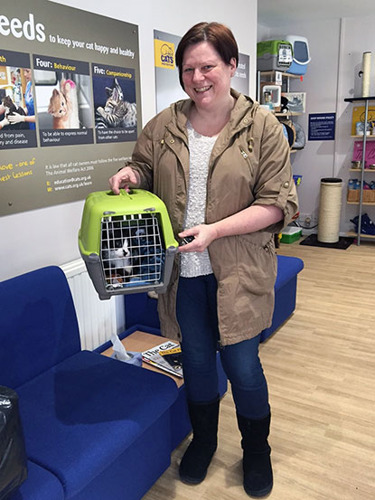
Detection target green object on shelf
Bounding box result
[281,227,302,244]
[257,40,293,71]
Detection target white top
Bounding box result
[180,122,217,278]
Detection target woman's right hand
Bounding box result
[109,166,140,195]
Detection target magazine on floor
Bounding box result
[142,341,183,378]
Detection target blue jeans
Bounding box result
[176,274,270,419]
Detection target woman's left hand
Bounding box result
[0,117,9,129]
[178,224,218,253]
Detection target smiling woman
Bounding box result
[178,41,236,136]
[109,21,298,498]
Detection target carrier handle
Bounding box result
[110,188,134,197]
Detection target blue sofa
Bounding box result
[260,254,304,341]
[1,254,303,499]
[0,266,180,500]
[124,254,304,343]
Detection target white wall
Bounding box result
[0,0,257,281]
[258,15,375,234]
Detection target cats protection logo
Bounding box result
[154,40,175,69]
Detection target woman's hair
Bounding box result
[175,22,239,89]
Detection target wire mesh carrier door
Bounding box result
[79,189,178,299]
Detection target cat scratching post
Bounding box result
[318,178,343,244]
[361,51,371,97]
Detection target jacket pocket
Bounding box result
[236,234,277,295]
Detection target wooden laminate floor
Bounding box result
[143,238,375,500]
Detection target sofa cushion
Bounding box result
[0,267,81,389]
[10,460,64,500]
[260,255,304,341]
[70,412,173,500]
[275,255,304,290]
[16,350,178,498]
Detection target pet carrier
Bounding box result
[285,35,310,75]
[78,189,179,299]
[257,40,293,71]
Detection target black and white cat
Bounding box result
[101,226,134,282]
[1,95,28,130]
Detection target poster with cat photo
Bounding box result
[0,0,141,217]
[0,50,37,150]
[33,55,94,147]
[92,63,137,144]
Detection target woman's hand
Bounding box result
[109,166,140,194]
[0,117,9,129]
[8,112,25,124]
[178,224,218,253]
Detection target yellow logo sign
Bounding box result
[154,39,175,69]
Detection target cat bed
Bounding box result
[280,119,305,150]
[79,189,178,299]
[280,119,296,148]
[292,121,306,150]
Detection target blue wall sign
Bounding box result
[308,113,336,141]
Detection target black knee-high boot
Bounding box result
[179,396,220,484]
[236,412,273,498]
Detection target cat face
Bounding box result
[48,89,68,117]
[2,95,13,112]
[105,77,124,103]
[101,226,133,276]
[107,238,132,274]
[2,95,26,119]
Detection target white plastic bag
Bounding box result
[110,334,142,366]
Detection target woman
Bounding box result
[8,68,36,129]
[109,22,298,498]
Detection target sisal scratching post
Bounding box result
[318,178,343,244]
[361,51,371,97]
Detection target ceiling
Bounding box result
[258,0,375,27]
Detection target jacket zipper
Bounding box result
[240,147,248,159]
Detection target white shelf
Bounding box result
[347,202,375,206]
[275,112,302,117]
[258,71,301,79]
[349,169,375,172]
[347,231,375,239]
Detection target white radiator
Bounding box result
[60,258,124,350]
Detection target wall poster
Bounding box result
[0,0,141,216]
[154,29,250,113]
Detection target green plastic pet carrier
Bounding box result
[257,40,293,71]
[78,189,179,299]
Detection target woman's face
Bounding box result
[24,69,32,81]
[181,41,236,111]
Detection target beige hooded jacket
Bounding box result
[126,89,298,346]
